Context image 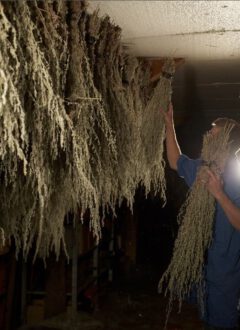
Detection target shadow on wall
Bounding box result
[175,64,208,159]
[173,59,240,158]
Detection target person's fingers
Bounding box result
[160,102,173,114]
[206,169,218,181]
[201,175,209,184]
[159,108,166,119]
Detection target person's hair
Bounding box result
[212,117,240,155]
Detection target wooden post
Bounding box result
[93,244,98,283]
[108,222,114,282]
[45,254,66,318]
[5,251,16,330]
[71,220,79,319]
[21,256,27,325]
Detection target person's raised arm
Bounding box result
[161,103,181,170]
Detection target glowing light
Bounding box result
[234,148,240,178]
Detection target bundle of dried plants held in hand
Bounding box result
[158,123,235,325]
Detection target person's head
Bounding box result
[210,117,240,156]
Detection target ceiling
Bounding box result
[88,1,240,142]
[88,0,240,60]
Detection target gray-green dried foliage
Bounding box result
[0,0,173,258]
[141,59,175,200]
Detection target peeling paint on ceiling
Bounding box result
[88,1,240,60]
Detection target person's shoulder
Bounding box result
[177,154,201,176]
[178,154,202,167]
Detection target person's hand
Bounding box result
[203,169,224,200]
[160,103,174,128]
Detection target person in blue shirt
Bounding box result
[162,103,240,330]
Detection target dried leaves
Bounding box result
[0,1,173,259]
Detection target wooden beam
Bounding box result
[142,57,185,83]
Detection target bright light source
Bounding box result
[234,148,240,178]
[235,148,240,164]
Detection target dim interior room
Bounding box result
[1,1,240,330]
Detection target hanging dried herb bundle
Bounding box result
[158,123,234,324]
[77,9,120,216]
[0,0,174,259]
[0,1,66,257]
[87,12,174,209]
[0,1,105,258]
[90,16,142,210]
[141,59,175,201]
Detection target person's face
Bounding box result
[209,124,222,136]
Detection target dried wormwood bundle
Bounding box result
[141,59,175,201]
[0,0,174,259]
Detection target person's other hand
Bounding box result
[160,103,174,128]
[204,169,224,199]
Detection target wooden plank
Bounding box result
[147,58,185,82]
[71,221,78,319]
[5,251,16,330]
[44,254,66,318]
[21,258,27,325]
